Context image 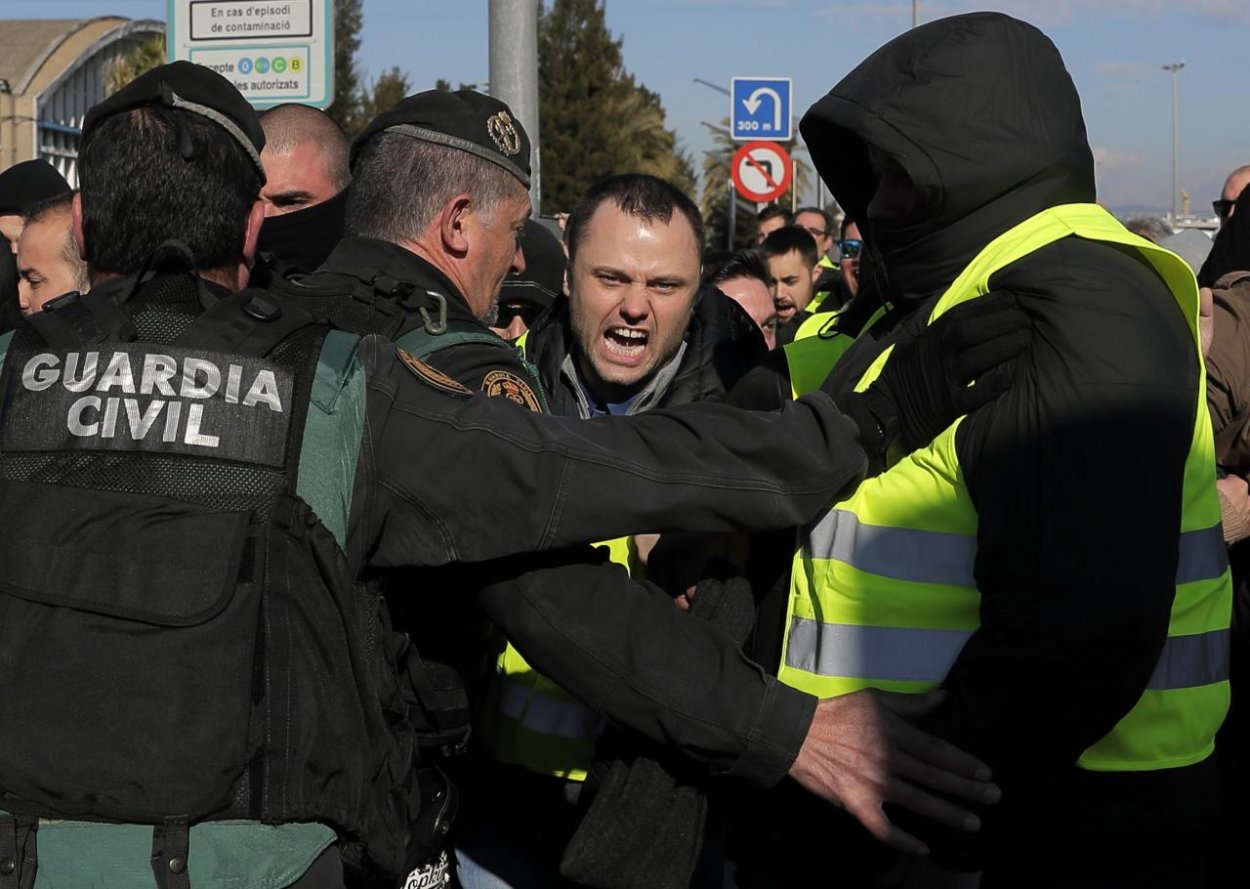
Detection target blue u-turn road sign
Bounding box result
[731,77,793,142]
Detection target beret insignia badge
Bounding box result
[486,111,522,156]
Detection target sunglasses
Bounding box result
[1214,199,1235,220]
[495,303,542,328]
[839,239,863,260]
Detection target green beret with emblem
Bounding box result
[351,89,531,187]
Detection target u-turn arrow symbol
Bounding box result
[742,87,783,131]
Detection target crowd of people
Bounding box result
[0,9,1245,889]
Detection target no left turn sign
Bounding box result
[731,141,793,203]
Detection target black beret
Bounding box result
[0,161,70,215]
[352,89,531,187]
[83,60,266,181]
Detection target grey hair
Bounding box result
[1124,215,1172,244]
[346,133,523,243]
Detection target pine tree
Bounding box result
[325,0,363,135]
[538,0,695,217]
[357,67,411,129]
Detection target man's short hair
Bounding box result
[756,204,793,226]
[345,133,522,243]
[78,105,263,275]
[702,248,771,288]
[22,191,74,226]
[565,173,704,265]
[796,206,833,233]
[761,225,820,269]
[259,103,351,190]
[21,190,87,291]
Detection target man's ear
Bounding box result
[439,195,473,258]
[242,199,266,265]
[71,192,86,260]
[810,261,823,285]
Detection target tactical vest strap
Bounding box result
[395,320,512,360]
[27,289,138,347]
[174,290,318,358]
[151,816,190,889]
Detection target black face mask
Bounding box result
[256,188,348,274]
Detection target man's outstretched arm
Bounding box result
[470,547,999,854]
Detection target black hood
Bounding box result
[800,12,1095,301]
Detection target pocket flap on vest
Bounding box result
[0,479,249,626]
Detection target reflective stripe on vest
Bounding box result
[779,203,1232,773]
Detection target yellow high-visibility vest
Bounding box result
[780,204,1230,772]
[480,331,638,780]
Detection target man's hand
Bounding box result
[838,293,1031,470]
[788,689,1000,856]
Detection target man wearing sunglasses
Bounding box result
[489,218,565,342]
[1215,164,1250,227]
[839,218,863,297]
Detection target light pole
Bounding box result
[913,0,920,28]
[490,0,541,210]
[1163,62,1184,225]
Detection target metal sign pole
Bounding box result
[727,176,736,250]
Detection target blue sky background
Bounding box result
[4,0,1248,215]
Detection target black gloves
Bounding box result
[837,293,1031,472]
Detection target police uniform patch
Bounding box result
[481,369,541,411]
[396,347,473,397]
[0,344,294,466]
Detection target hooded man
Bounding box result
[728,12,1227,887]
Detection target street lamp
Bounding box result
[1163,62,1184,225]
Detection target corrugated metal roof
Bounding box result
[0,19,92,93]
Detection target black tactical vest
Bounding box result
[0,264,419,879]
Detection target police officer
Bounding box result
[0,62,1029,887]
[271,88,547,409]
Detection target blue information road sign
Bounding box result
[731,77,793,142]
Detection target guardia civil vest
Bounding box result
[472,330,634,782]
[0,278,417,882]
[779,204,1231,772]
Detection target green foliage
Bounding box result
[106,36,165,95]
[538,0,695,217]
[356,66,411,129]
[325,0,363,134]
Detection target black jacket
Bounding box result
[268,235,882,786]
[275,236,541,396]
[739,11,1212,875]
[524,284,766,418]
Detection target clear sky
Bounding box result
[5,0,1248,215]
